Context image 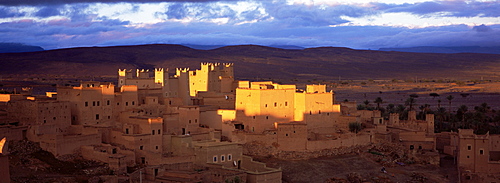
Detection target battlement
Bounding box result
[155,68,166,72]
[200,62,234,72]
[136,69,150,78]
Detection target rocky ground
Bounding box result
[248,142,458,183]
[8,140,112,183]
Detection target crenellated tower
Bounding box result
[118,69,134,87]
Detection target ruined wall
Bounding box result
[242,156,282,183]
[306,134,371,151]
[81,145,135,173]
[235,133,277,146]
[0,126,26,141]
[39,133,101,156]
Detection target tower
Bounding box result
[389,113,399,126]
[176,68,191,105]
[154,68,169,86]
[425,113,435,134]
[118,69,133,87]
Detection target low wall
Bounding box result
[307,134,371,151]
[40,133,101,156]
[241,156,282,183]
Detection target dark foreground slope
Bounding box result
[1,44,500,80]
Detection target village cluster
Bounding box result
[0,62,499,182]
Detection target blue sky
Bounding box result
[0,0,499,50]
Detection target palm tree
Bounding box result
[386,103,395,113]
[374,97,383,110]
[446,95,454,113]
[457,105,468,128]
[446,95,455,122]
[405,97,417,111]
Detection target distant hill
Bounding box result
[379,46,500,54]
[0,43,44,53]
[182,44,304,50]
[1,44,499,80]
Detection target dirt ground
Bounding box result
[255,153,457,183]
[332,81,500,111]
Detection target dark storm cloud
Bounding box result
[260,2,376,27]
[35,6,62,17]
[0,0,230,6]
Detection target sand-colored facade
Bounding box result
[1,62,447,182]
[441,129,500,182]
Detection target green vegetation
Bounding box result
[349,122,363,134]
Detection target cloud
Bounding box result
[35,6,62,17]
[0,0,228,6]
[0,6,27,18]
[373,1,500,18]
[362,25,500,48]
[473,24,492,32]
[0,0,499,50]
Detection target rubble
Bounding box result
[8,140,112,182]
[407,172,428,183]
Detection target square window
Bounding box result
[468,145,472,150]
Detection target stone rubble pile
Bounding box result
[8,140,42,157]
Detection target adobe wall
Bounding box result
[199,110,222,130]
[234,133,277,146]
[474,137,490,173]
[306,134,371,151]
[277,123,307,151]
[194,142,242,168]
[487,162,500,174]
[336,115,357,131]
[0,126,26,141]
[123,79,157,89]
[39,133,101,156]
[81,145,135,173]
[357,110,376,123]
[0,94,26,102]
[490,135,500,151]
[435,132,452,152]
[241,156,282,183]
[160,155,196,165]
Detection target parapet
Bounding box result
[120,85,138,92]
[306,85,326,93]
[155,68,167,72]
[136,69,150,78]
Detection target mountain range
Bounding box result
[1,44,499,80]
[379,46,500,54]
